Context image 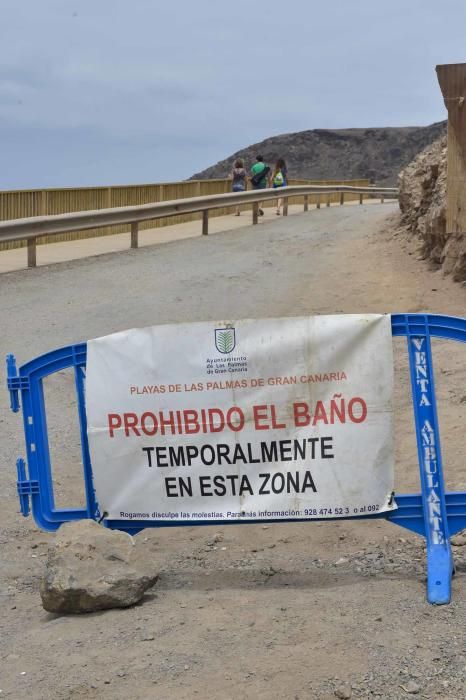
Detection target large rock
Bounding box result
[40,520,158,614]
[397,135,466,282]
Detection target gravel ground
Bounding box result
[1,204,466,699]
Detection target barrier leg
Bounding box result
[407,320,453,604]
[359,193,363,205]
[316,196,321,209]
[304,195,308,212]
[283,198,288,216]
[326,195,330,207]
[340,192,344,206]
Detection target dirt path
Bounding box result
[1,203,466,700]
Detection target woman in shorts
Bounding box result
[230,158,247,216]
[272,158,288,215]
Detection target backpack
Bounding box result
[273,170,284,186]
[232,168,246,191]
[251,165,270,187]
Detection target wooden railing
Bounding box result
[0,178,370,251]
[0,184,398,268]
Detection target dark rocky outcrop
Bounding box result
[191,122,446,186]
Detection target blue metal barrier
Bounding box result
[6,314,466,604]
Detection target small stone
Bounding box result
[212,533,223,543]
[335,684,352,699]
[402,680,420,694]
[451,532,466,547]
[262,526,269,530]
[141,634,155,641]
[335,557,348,566]
[184,665,190,671]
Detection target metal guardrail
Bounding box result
[0,184,398,268]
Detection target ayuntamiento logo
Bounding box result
[215,327,236,354]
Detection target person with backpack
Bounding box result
[250,155,270,216]
[272,158,288,215]
[230,158,248,216]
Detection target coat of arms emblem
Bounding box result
[215,327,236,354]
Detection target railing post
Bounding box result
[316,195,321,209]
[359,193,363,205]
[340,192,344,206]
[303,195,308,212]
[381,193,385,204]
[27,238,37,268]
[326,195,331,207]
[283,198,288,216]
[252,202,259,225]
[202,209,209,235]
[130,222,139,249]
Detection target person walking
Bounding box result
[272,158,288,215]
[250,155,270,216]
[230,158,247,216]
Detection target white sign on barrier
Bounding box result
[86,315,396,522]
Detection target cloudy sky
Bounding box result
[0,0,464,189]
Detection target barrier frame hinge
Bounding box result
[6,354,28,413]
[16,458,39,517]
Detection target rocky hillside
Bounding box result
[191,122,446,186]
[398,135,466,282]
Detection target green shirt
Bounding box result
[251,162,268,188]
